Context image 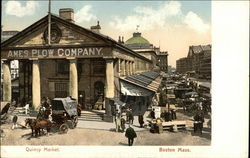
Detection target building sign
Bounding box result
[1,47,110,59]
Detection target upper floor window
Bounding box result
[57,60,69,74]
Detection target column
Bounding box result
[32,59,41,109]
[124,60,128,76]
[104,59,115,122]
[118,58,121,77]
[69,58,78,100]
[129,61,133,75]
[132,61,136,74]
[128,61,130,75]
[2,60,12,102]
[121,59,125,77]
[105,59,115,98]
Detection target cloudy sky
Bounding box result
[1,0,211,67]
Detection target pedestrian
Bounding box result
[138,114,144,128]
[24,102,30,115]
[121,116,126,132]
[156,117,163,134]
[125,125,137,146]
[114,103,121,132]
[11,115,18,130]
[150,109,156,119]
[193,112,204,134]
[171,109,177,120]
[128,110,134,125]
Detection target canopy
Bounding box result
[120,80,154,96]
[51,97,77,117]
[185,92,198,96]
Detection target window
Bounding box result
[57,60,69,74]
[55,82,68,98]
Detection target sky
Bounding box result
[1,0,211,67]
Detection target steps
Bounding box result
[78,110,105,121]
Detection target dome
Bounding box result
[125,32,151,49]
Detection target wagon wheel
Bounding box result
[59,124,68,134]
[72,116,78,128]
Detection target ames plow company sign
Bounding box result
[1,47,110,59]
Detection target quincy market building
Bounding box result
[1,9,163,121]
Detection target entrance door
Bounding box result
[94,81,104,109]
[78,91,85,109]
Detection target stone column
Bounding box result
[2,60,12,102]
[127,61,130,75]
[132,61,136,74]
[124,60,128,76]
[104,59,115,122]
[68,58,78,101]
[129,61,133,75]
[121,59,125,77]
[118,58,121,77]
[32,59,41,109]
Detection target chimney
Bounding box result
[121,36,124,44]
[59,8,74,23]
[90,21,101,33]
[118,36,121,44]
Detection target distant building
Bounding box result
[1,30,19,42]
[176,44,211,79]
[176,57,192,74]
[125,32,168,72]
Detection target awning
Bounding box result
[199,82,211,89]
[120,80,154,96]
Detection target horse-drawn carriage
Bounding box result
[25,97,78,136]
[50,97,78,133]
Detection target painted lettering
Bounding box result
[32,49,37,56]
[18,50,23,57]
[13,50,19,57]
[24,50,29,57]
[88,48,95,55]
[64,49,70,56]
[77,48,83,56]
[48,49,54,56]
[96,48,103,55]
[71,49,77,56]
[83,48,88,55]
[58,49,64,56]
[8,51,13,57]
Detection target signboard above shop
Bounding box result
[1,47,111,59]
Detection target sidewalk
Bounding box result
[77,111,152,132]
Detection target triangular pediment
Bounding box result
[2,15,111,48]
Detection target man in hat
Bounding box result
[125,125,137,146]
[138,114,144,128]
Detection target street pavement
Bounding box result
[9,104,210,132]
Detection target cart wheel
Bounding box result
[72,116,78,128]
[59,124,68,134]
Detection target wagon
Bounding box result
[51,97,78,133]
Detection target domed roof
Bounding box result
[125,32,150,44]
[125,32,151,49]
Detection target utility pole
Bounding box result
[48,0,51,45]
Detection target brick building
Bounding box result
[176,44,211,79]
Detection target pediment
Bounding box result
[2,15,109,48]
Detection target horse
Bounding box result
[25,118,39,136]
[34,119,52,136]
